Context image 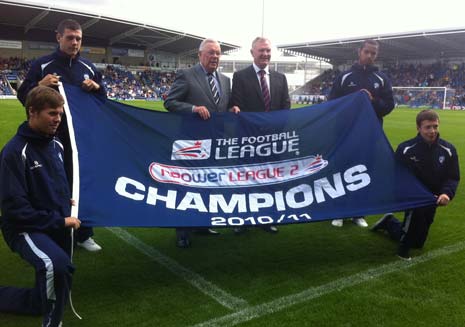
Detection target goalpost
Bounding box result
[392,86,456,109]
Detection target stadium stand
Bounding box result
[3,2,465,107]
[280,29,465,108]
[0,57,31,96]
[0,77,10,95]
[293,61,465,109]
[0,1,239,100]
[3,52,465,106]
[102,65,145,100]
[0,56,174,100]
[138,70,174,99]
[101,65,174,100]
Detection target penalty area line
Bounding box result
[107,227,249,311]
[191,241,465,327]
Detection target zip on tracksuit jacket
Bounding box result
[17,47,105,105]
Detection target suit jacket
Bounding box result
[231,65,290,112]
[164,64,231,113]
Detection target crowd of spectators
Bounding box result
[137,70,174,100]
[0,57,32,96]
[5,55,465,107]
[296,61,465,108]
[393,89,445,108]
[102,65,144,100]
[0,57,175,100]
[297,69,340,97]
[0,56,30,70]
[101,65,174,100]
[0,77,11,95]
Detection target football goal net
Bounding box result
[392,86,456,109]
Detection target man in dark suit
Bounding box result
[231,37,290,113]
[164,38,236,119]
[231,37,291,234]
[164,38,238,247]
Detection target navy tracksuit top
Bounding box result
[17,48,105,105]
[329,63,395,123]
[0,122,71,247]
[395,134,460,199]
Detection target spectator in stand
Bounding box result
[17,19,104,252]
[371,110,459,260]
[328,39,394,228]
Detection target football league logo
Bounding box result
[305,155,328,174]
[171,139,212,160]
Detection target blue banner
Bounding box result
[62,84,436,227]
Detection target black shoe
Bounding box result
[371,213,394,232]
[176,238,190,248]
[262,225,278,233]
[397,246,411,261]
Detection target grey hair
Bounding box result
[199,38,221,52]
[251,37,271,49]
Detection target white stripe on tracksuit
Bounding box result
[21,233,56,301]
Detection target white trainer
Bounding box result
[331,219,343,227]
[352,217,368,228]
[77,237,102,252]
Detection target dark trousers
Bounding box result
[0,231,74,327]
[175,228,212,240]
[76,226,94,243]
[385,205,437,249]
[176,228,190,240]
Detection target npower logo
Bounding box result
[149,155,329,188]
[171,139,212,160]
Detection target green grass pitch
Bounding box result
[0,98,464,326]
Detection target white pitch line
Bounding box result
[107,227,249,311]
[192,241,465,327]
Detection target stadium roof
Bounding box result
[0,0,239,57]
[278,29,465,65]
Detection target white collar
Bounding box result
[200,64,216,77]
[253,63,269,75]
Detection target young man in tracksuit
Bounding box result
[0,86,82,326]
[17,18,104,252]
[328,39,395,228]
[372,109,460,260]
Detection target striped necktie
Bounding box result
[207,73,220,105]
[259,70,271,112]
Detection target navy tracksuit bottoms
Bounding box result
[0,231,74,327]
[385,205,437,249]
